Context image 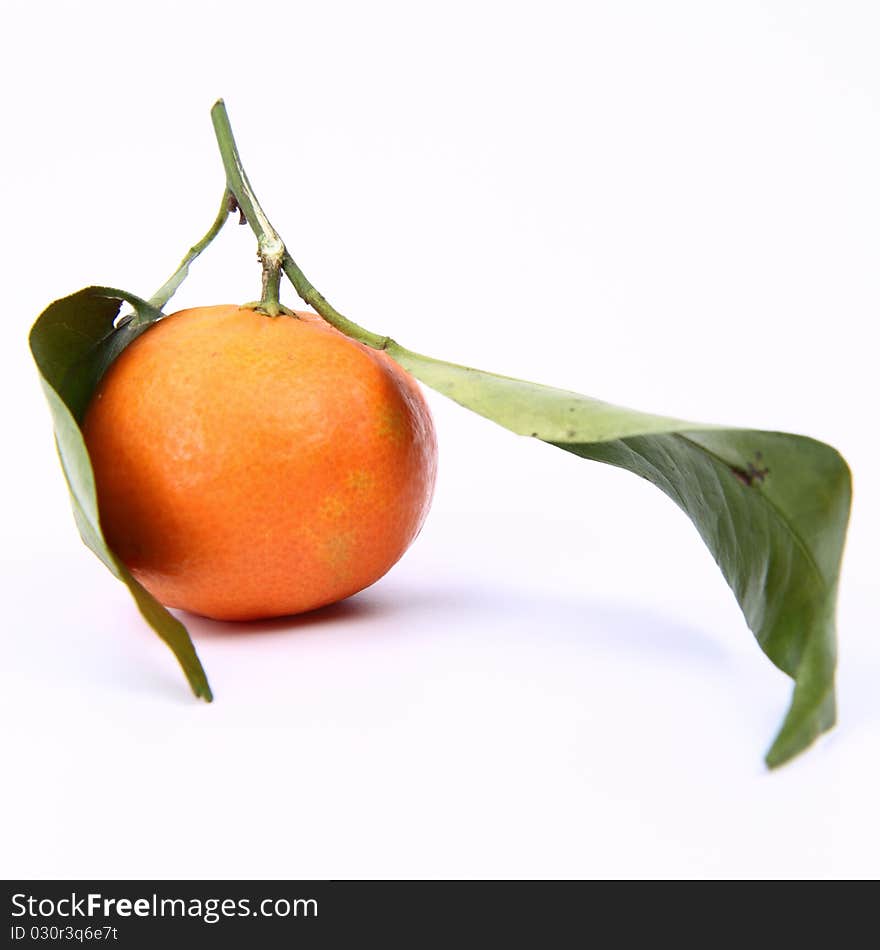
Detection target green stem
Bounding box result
[280,251,390,348]
[209,100,391,348]
[149,192,232,310]
[259,251,284,317]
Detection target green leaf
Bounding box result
[29,287,213,701]
[387,343,851,768]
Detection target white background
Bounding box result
[1,1,878,879]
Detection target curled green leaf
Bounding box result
[387,346,851,768]
[30,287,213,701]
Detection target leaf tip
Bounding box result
[763,746,792,771]
[763,699,836,770]
[189,672,214,703]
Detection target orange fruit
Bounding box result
[82,305,437,621]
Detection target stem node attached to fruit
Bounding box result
[210,100,391,348]
[258,235,285,316]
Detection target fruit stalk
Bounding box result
[259,246,284,317]
[210,100,391,348]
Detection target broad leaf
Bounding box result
[387,344,851,767]
[30,287,213,701]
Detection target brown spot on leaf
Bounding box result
[731,456,770,487]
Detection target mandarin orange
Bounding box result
[82,305,437,621]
